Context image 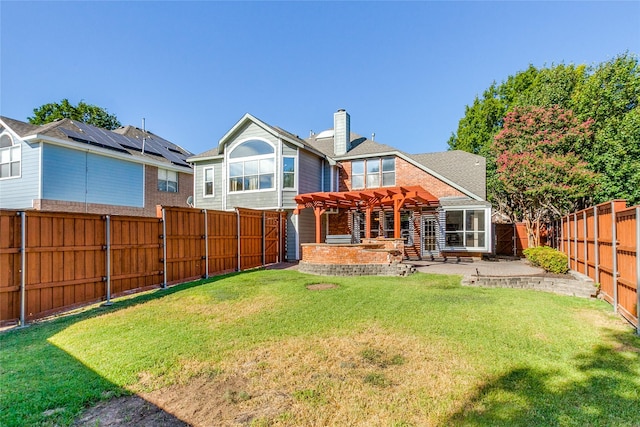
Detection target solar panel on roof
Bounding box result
[62,123,128,152]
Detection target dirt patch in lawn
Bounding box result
[75,326,473,426]
[305,283,338,291]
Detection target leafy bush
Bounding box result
[523,246,569,274]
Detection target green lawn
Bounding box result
[1,270,639,426]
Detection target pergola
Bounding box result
[294,185,439,243]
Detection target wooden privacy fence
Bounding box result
[0,206,287,326]
[555,200,639,333]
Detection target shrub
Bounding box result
[523,246,569,274]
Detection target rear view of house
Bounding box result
[189,110,491,260]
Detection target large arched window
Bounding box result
[0,133,20,179]
[228,139,275,192]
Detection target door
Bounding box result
[422,215,441,257]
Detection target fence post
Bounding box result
[203,209,209,279]
[103,215,113,306]
[19,211,26,327]
[612,201,618,313]
[262,211,266,267]
[162,208,168,289]
[236,209,241,272]
[573,213,578,271]
[594,206,599,286]
[636,206,639,335]
[583,210,588,275]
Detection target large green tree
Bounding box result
[28,99,121,130]
[449,52,640,211]
[493,106,598,246]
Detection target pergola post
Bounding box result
[365,205,372,239]
[314,205,326,243]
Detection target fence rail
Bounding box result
[0,206,287,326]
[555,200,639,334]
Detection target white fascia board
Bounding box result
[336,150,483,201]
[186,154,224,162]
[23,134,193,174]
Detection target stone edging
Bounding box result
[461,271,598,298]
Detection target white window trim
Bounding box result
[157,167,178,193]
[226,138,276,194]
[282,156,296,190]
[443,207,491,251]
[203,166,215,198]
[0,133,21,180]
[351,157,395,190]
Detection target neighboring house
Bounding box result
[0,116,193,216]
[189,110,491,260]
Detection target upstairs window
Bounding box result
[203,167,214,197]
[351,157,395,189]
[283,157,295,189]
[158,168,178,192]
[0,133,20,179]
[228,139,275,192]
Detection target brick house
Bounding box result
[189,110,491,260]
[0,116,193,216]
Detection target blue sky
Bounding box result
[1,1,638,155]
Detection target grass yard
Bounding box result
[1,270,639,426]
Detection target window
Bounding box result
[445,209,486,249]
[283,157,295,189]
[228,140,275,192]
[203,167,214,197]
[0,134,20,179]
[158,168,178,192]
[351,157,395,189]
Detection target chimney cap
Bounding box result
[337,108,346,112]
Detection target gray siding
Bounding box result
[0,139,40,209]
[298,150,323,194]
[193,159,223,210]
[286,208,317,261]
[42,144,144,207]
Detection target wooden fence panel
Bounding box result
[110,215,163,294]
[585,208,597,279]
[206,210,238,275]
[238,208,264,271]
[616,208,638,325]
[575,211,586,274]
[0,211,21,323]
[163,207,206,285]
[23,212,106,321]
[596,203,615,304]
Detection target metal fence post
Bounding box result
[612,201,618,313]
[103,215,113,306]
[162,208,168,289]
[19,211,26,327]
[203,209,209,279]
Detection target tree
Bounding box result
[28,99,121,130]
[493,106,597,247]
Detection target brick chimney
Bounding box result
[333,109,350,156]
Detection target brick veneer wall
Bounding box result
[298,238,414,276]
[338,156,465,198]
